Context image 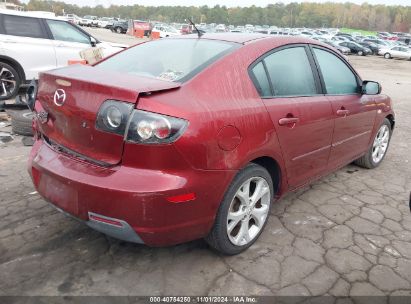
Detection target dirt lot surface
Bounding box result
[88,27,146,46]
[0,31,410,296]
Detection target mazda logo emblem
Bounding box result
[54,89,66,106]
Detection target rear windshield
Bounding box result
[96,38,238,82]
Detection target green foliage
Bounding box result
[340,28,377,36]
[24,0,411,32]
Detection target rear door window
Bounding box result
[263,46,318,97]
[2,15,47,39]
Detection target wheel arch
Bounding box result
[250,156,281,196]
[385,114,395,130]
[0,55,26,83]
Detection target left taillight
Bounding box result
[95,100,188,144]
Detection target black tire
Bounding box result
[116,27,122,34]
[354,118,392,169]
[0,61,21,101]
[357,50,364,56]
[384,53,391,59]
[8,109,34,136]
[205,163,274,255]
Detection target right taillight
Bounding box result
[126,110,188,144]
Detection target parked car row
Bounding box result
[64,13,119,29]
[105,19,411,60]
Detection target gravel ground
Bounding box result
[87,27,146,46]
[0,36,410,296]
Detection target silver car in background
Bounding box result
[379,46,411,60]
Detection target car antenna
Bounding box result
[187,18,203,38]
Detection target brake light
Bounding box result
[95,101,187,144]
[126,110,188,144]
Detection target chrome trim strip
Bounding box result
[292,145,331,161]
[332,131,371,147]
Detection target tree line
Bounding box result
[21,0,411,32]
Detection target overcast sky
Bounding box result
[20,0,411,7]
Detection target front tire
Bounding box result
[384,53,391,59]
[0,62,21,101]
[206,163,273,255]
[354,118,392,169]
[358,50,364,56]
[116,27,122,34]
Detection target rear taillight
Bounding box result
[126,110,187,144]
[96,100,187,144]
[95,100,134,135]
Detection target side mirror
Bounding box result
[362,80,381,95]
[90,36,97,47]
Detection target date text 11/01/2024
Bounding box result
[149,296,257,303]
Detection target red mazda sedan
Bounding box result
[28,34,395,255]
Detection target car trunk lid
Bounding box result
[36,65,180,165]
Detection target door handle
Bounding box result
[336,109,350,116]
[279,117,300,126]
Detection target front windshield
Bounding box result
[96,39,237,82]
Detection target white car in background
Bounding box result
[64,14,81,25]
[379,46,411,60]
[98,17,115,29]
[83,15,98,27]
[0,10,126,100]
[152,25,181,38]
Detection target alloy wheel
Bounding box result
[372,124,390,164]
[0,67,17,98]
[227,177,270,246]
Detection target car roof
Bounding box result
[0,9,61,20]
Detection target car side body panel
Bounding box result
[135,39,291,196]
[327,94,378,169]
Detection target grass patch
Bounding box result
[340,28,377,36]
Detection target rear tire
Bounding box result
[116,27,122,34]
[358,50,364,56]
[0,62,21,101]
[354,118,392,169]
[8,109,34,136]
[205,163,273,255]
